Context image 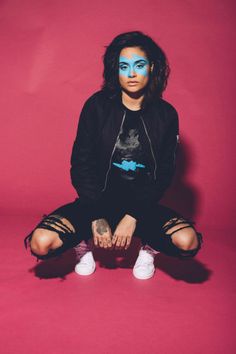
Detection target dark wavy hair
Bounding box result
[101,31,170,107]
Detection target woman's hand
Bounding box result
[112,214,137,250]
[92,218,113,249]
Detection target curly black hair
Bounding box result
[101,31,170,107]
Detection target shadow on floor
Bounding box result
[30,238,212,283]
[155,253,212,283]
[29,250,76,280]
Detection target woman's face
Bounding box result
[118,46,151,95]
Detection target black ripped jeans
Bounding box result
[24,188,203,261]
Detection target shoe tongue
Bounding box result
[141,245,159,256]
[74,241,91,260]
[140,250,153,260]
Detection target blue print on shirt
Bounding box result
[113,160,145,172]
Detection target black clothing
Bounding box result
[110,104,152,183]
[70,90,179,221]
[107,104,154,213]
[24,197,203,261]
[24,90,203,261]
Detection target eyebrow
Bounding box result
[119,59,148,64]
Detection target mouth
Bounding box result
[127,81,139,85]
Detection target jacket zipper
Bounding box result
[140,115,157,181]
[101,110,127,192]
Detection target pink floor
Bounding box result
[1,215,235,354]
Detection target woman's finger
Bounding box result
[115,236,122,249]
[107,238,112,248]
[98,237,104,248]
[103,238,108,249]
[97,234,111,248]
[125,236,131,249]
[94,235,98,247]
[115,236,121,245]
[112,234,117,245]
[121,236,126,247]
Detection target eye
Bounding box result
[119,64,128,71]
[135,63,146,69]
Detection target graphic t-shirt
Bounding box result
[106,105,153,198]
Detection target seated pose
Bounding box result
[24,31,203,280]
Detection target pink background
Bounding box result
[1,0,235,241]
[1,2,236,354]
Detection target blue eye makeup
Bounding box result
[119,54,149,77]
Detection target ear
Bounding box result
[150,63,154,72]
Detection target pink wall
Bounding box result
[0,1,235,240]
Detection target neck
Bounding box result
[121,90,144,110]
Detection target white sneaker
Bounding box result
[133,249,155,280]
[74,251,96,276]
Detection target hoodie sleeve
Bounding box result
[124,106,180,221]
[70,95,106,221]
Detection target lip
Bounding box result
[127,81,139,85]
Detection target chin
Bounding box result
[123,86,144,95]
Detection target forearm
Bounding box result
[123,214,137,222]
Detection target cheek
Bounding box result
[119,70,129,78]
[138,66,149,77]
[119,75,126,84]
[140,75,149,89]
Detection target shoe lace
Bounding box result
[137,251,154,266]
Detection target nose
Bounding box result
[128,67,136,78]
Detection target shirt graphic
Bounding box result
[111,109,150,181]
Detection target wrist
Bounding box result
[124,214,137,223]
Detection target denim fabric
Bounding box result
[24,195,203,260]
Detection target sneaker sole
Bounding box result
[74,263,96,276]
[133,268,155,280]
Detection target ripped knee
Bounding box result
[24,214,78,261]
[162,217,203,258]
[37,214,76,234]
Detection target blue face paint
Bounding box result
[119,54,149,78]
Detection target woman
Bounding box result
[24,31,203,280]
